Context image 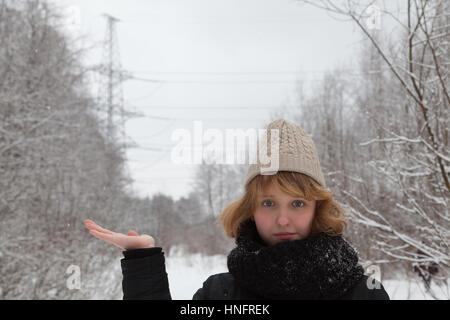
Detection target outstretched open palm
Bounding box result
[84,219,155,250]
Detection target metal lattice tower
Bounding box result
[96,13,135,189]
[97,14,127,147]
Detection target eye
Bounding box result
[262,200,274,207]
[293,200,305,208]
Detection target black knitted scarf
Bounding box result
[227,219,365,299]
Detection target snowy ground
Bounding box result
[101,248,449,300]
[166,247,229,300]
[382,278,450,300]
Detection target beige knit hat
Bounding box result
[245,118,326,188]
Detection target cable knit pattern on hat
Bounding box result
[245,119,326,187]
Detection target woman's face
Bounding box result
[252,182,316,246]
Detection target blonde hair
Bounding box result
[219,171,346,239]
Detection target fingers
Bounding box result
[89,229,124,249]
[89,229,114,241]
[85,220,150,250]
[84,220,114,235]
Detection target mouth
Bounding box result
[274,233,296,239]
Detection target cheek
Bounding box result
[293,209,315,230]
[253,210,273,229]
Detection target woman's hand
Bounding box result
[84,219,155,250]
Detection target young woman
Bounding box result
[85,119,390,300]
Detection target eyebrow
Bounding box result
[260,194,306,199]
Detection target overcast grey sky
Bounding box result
[56,0,396,200]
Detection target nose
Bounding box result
[276,211,290,226]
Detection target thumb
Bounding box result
[128,230,139,236]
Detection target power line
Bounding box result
[134,146,172,151]
[127,68,394,84]
[133,119,177,138]
[128,70,339,75]
[127,115,271,122]
[128,67,394,75]
[141,115,270,121]
[129,105,284,110]
[129,146,175,170]
[129,76,302,84]
[122,18,335,25]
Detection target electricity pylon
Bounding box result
[96,14,131,189]
[97,13,129,147]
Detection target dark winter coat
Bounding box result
[120,247,390,300]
